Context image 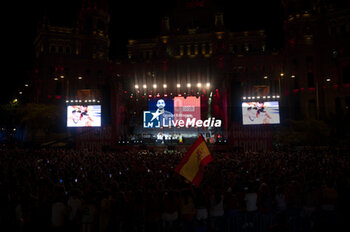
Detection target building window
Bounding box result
[86,17,93,32]
[292,58,298,66]
[186,45,191,55]
[345,96,350,115]
[307,72,314,87]
[190,44,195,55]
[341,24,346,34]
[233,45,238,54]
[97,69,103,79]
[331,26,336,36]
[306,56,313,70]
[97,20,104,31]
[308,99,316,119]
[332,50,339,59]
[205,44,210,54]
[306,56,313,63]
[343,65,350,84]
[175,45,181,56]
[56,82,62,95]
[241,45,245,53]
[85,69,91,78]
[335,97,342,116]
[245,44,250,52]
[50,46,56,53]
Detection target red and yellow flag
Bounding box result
[175,135,214,187]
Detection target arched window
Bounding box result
[50,46,56,54]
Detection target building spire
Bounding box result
[161,16,170,34]
[214,11,225,32]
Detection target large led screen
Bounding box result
[67,105,101,127]
[174,96,201,122]
[147,98,174,127]
[242,101,280,125]
[144,97,202,128]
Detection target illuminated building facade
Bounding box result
[117,0,284,149]
[283,0,350,121]
[32,0,111,103]
[28,0,350,149]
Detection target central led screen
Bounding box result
[145,97,201,128]
[174,96,201,122]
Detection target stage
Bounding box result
[109,143,231,153]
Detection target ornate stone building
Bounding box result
[32,0,111,102]
[27,0,350,149]
[283,0,350,120]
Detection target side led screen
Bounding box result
[242,101,280,125]
[67,105,101,127]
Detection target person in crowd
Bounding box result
[194,188,208,232]
[67,188,82,232]
[81,192,97,232]
[51,189,68,232]
[179,190,196,231]
[244,184,258,213]
[144,192,161,232]
[257,182,273,213]
[208,189,224,232]
[224,186,240,231]
[98,190,111,232]
[274,185,287,213]
[161,191,179,231]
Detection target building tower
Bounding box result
[77,0,110,60]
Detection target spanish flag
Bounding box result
[175,135,214,187]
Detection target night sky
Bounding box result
[2,0,284,103]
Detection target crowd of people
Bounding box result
[0,147,349,232]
